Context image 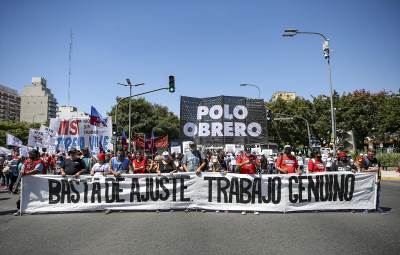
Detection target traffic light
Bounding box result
[169,75,175,93]
[112,124,117,135]
[323,40,330,59]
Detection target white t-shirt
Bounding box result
[91,162,109,175]
[230,155,236,165]
[297,156,304,166]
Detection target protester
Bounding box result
[110,149,131,176]
[331,151,357,172]
[53,153,64,175]
[90,153,109,176]
[259,154,268,174]
[227,153,236,172]
[297,152,305,174]
[2,153,12,189]
[60,148,86,177]
[275,145,299,174]
[156,151,176,175]
[0,155,5,189]
[132,151,147,174]
[82,147,96,174]
[267,154,275,174]
[357,149,386,213]
[7,151,20,193]
[236,147,259,175]
[210,155,227,174]
[308,150,326,173]
[173,153,185,171]
[325,152,334,171]
[182,141,206,176]
[14,149,45,215]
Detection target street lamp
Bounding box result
[282,28,337,155]
[240,83,261,99]
[117,79,145,152]
[274,113,312,151]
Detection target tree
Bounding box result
[108,97,180,140]
[0,121,40,147]
[266,89,400,151]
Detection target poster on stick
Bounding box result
[49,118,113,153]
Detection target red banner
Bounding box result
[133,135,169,150]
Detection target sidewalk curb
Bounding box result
[381,177,400,181]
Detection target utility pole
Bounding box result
[117,79,144,152]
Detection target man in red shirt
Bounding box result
[275,145,299,174]
[236,147,259,174]
[308,150,326,173]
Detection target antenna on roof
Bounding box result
[67,29,73,107]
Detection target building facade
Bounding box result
[271,91,297,101]
[56,105,88,119]
[20,77,58,123]
[0,84,20,121]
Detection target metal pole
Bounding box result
[328,59,336,155]
[113,87,171,154]
[282,30,336,156]
[128,85,132,152]
[114,102,118,154]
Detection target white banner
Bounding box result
[6,133,23,147]
[21,172,377,213]
[170,146,181,154]
[49,117,113,153]
[27,129,44,148]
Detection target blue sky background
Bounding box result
[1,0,399,117]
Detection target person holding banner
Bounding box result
[132,151,147,174]
[331,151,357,172]
[182,141,206,176]
[308,150,326,173]
[275,145,300,174]
[156,151,176,176]
[82,147,96,174]
[236,147,259,175]
[357,149,386,213]
[91,153,109,176]
[15,149,44,215]
[60,149,86,177]
[21,150,45,176]
[110,149,131,176]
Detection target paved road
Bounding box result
[0,181,399,255]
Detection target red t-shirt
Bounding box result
[276,154,298,173]
[132,158,147,174]
[237,154,259,174]
[308,158,325,172]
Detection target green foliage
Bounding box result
[108,97,179,139]
[0,121,40,147]
[376,153,400,167]
[266,90,400,150]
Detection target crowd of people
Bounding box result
[0,141,381,187]
[0,141,384,215]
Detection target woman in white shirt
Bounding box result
[91,153,109,176]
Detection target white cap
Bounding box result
[284,145,291,149]
[162,151,169,156]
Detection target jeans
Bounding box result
[9,174,18,192]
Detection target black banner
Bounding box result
[180,96,267,145]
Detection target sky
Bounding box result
[0,0,399,117]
